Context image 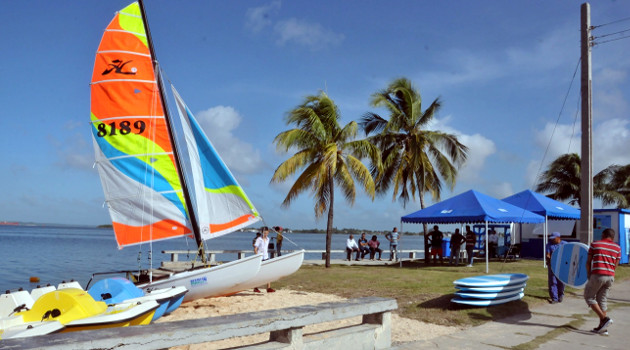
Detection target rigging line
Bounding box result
[593,34,630,46]
[270,226,301,248]
[530,57,581,190]
[592,16,630,29]
[592,27,630,39]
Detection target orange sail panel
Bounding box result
[90,2,191,248]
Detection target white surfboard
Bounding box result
[551,242,589,288]
[453,273,529,288]
[455,288,524,300]
[455,283,526,293]
[451,292,524,306]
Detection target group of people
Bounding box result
[546,228,622,334]
[251,226,285,293]
[345,227,400,261]
[346,225,494,266]
[426,225,477,267]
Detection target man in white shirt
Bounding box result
[346,234,360,261]
[488,229,499,258]
[253,227,275,293]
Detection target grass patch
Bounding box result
[275,260,630,327]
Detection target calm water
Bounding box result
[0,226,425,292]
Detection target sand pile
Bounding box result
[157,289,461,349]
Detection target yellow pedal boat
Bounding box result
[16,288,158,332]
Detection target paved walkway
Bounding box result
[393,278,630,349]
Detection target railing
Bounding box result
[162,249,428,263]
[2,297,397,350]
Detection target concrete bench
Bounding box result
[3,297,398,349]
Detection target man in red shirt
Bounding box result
[584,228,621,334]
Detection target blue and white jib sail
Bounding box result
[171,86,261,240]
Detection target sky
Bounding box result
[1,1,629,232]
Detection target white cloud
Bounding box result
[488,182,514,199]
[593,118,630,169]
[245,1,281,32]
[455,133,497,183]
[428,116,497,185]
[422,26,575,90]
[245,2,344,51]
[274,18,344,50]
[533,122,580,164]
[529,118,630,185]
[195,106,265,174]
[54,133,94,171]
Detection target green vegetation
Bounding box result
[536,153,629,208]
[361,78,468,210]
[275,259,630,327]
[271,91,379,268]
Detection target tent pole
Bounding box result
[543,215,548,268]
[485,221,489,274]
[399,221,403,268]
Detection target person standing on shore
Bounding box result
[545,232,566,304]
[449,228,466,266]
[465,226,476,267]
[488,229,498,258]
[274,226,284,257]
[584,228,621,334]
[429,225,444,265]
[385,227,400,261]
[253,227,275,293]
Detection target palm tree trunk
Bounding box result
[419,193,430,264]
[325,178,335,268]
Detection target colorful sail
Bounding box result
[171,86,261,240]
[90,2,191,248]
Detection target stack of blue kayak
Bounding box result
[451,273,528,306]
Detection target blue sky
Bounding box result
[1,1,629,232]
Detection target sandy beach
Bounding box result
[157,288,462,349]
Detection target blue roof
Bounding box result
[401,190,545,224]
[502,189,580,220]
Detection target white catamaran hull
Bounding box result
[137,254,263,302]
[220,250,305,296]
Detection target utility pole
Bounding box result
[579,2,593,245]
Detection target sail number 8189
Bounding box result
[96,121,146,137]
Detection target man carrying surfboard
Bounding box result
[584,228,621,334]
[545,232,566,304]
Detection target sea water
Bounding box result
[0,225,425,291]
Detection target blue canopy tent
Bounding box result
[502,189,580,267]
[401,189,545,273]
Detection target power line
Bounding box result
[592,16,630,29]
[531,57,581,189]
[593,34,630,46]
[592,27,630,39]
[568,95,581,153]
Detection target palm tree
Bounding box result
[596,164,630,208]
[271,91,379,268]
[535,153,627,207]
[360,78,468,261]
[535,153,581,205]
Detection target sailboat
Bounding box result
[90,1,303,302]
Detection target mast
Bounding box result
[137,0,207,263]
[579,2,593,245]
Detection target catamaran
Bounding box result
[90,1,303,302]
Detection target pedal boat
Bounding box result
[16,288,158,332]
[88,277,187,321]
